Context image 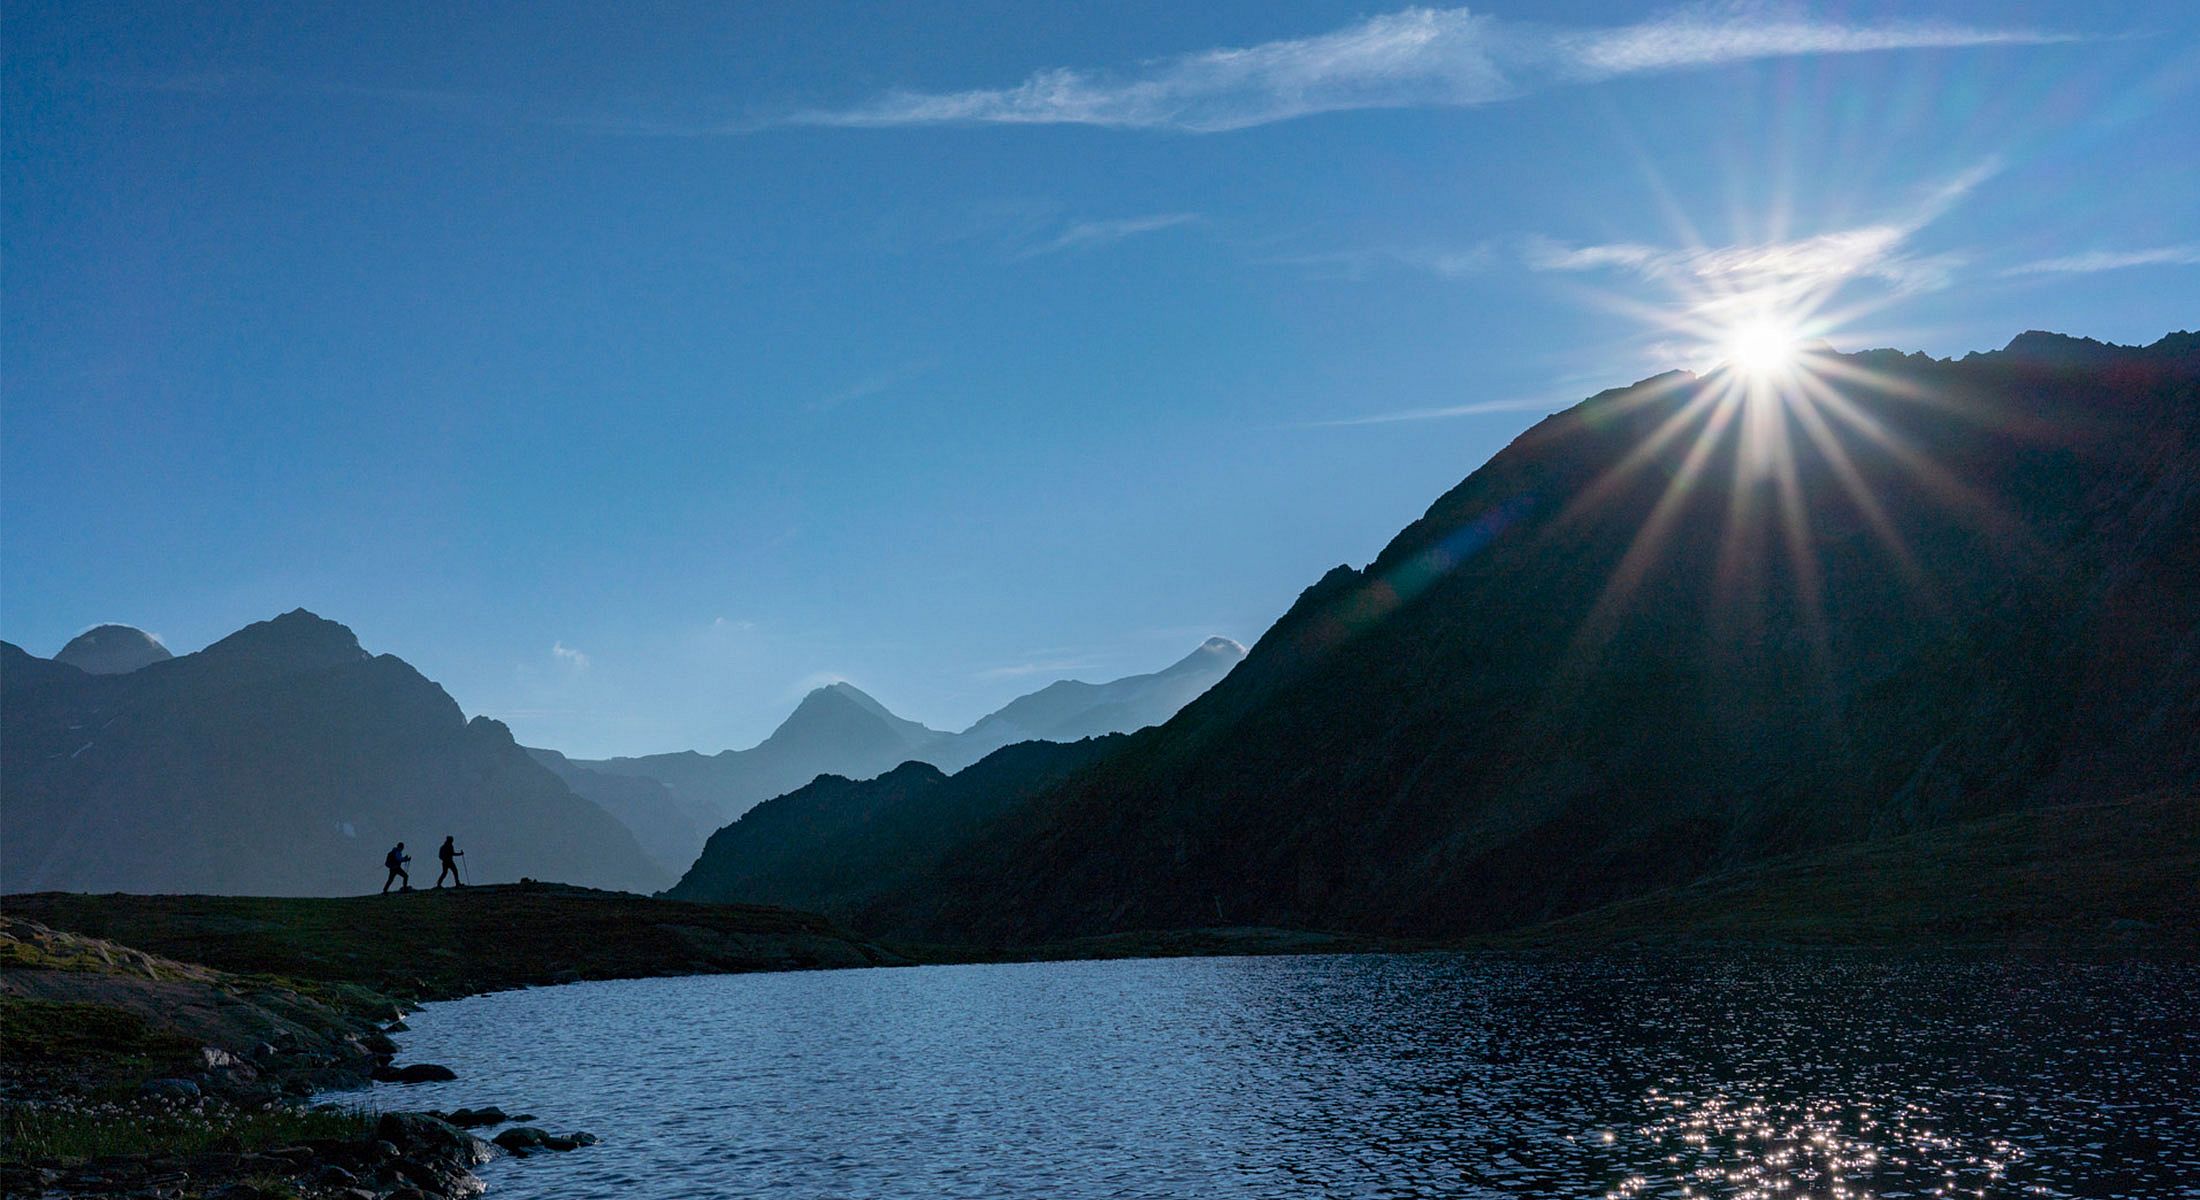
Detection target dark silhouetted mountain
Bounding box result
[2,609,665,895]
[837,330,2199,943]
[565,643,1244,869]
[525,746,718,878]
[664,736,1125,918]
[52,625,173,674]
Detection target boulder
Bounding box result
[140,1077,200,1100]
[443,1106,510,1128]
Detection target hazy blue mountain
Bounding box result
[1,610,665,895]
[949,638,1244,767]
[525,746,718,878]
[565,642,1245,863]
[52,624,173,675]
[576,682,953,830]
[814,331,2200,943]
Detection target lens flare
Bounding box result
[1724,319,1803,377]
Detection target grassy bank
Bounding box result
[1490,795,2200,952]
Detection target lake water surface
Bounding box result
[364,954,2199,1198]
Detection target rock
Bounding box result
[311,1163,359,1186]
[386,1019,412,1032]
[372,1062,458,1083]
[200,1046,239,1069]
[376,1111,496,1168]
[443,1106,510,1128]
[361,1030,400,1055]
[492,1126,548,1152]
[141,1077,200,1100]
[493,1126,594,1153]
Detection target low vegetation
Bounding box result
[0,1094,371,1166]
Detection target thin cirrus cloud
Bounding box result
[1522,160,2000,317]
[1262,243,1495,281]
[1015,213,1200,259]
[1298,395,1572,428]
[2000,244,2200,276]
[783,5,2074,134]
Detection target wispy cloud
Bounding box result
[1298,395,1568,427]
[806,359,938,413]
[1015,213,1200,259]
[1262,242,1494,281]
[1525,224,1958,299]
[551,641,591,671]
[778,5,2072,134]
[1524,160,1996,317]
[1551,8,2068,79]
[2001,243,2200,276]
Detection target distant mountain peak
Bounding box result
[53,624,172,674]
[197,609,369,675]
[1159,637,1247,675]
[772,680,938,749]
[793,680,890,718]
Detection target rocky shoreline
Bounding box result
[2,887,906,1197]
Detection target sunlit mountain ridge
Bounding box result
[707,330,2200,942]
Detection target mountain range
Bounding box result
[2,611,664,895]
[666,331,2200,944]
[556,638,1245,870]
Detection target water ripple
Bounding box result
[351,954,2200,1199]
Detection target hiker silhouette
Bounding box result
[436,835,466,888]
[382,843,412,893]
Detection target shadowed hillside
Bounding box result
[842,331,2200,942]
[665,736,1125,917]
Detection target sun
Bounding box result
[1724,318,1805,377]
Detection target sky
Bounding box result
[4,1,2196,757]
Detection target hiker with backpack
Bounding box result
[435,835,466,888]
[382,843,412,893]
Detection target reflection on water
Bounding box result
[362,954,2198,1199]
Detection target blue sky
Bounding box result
[5,1,2196,756]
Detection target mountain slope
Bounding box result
[859,331,2200,942]
[2,610,665,895]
